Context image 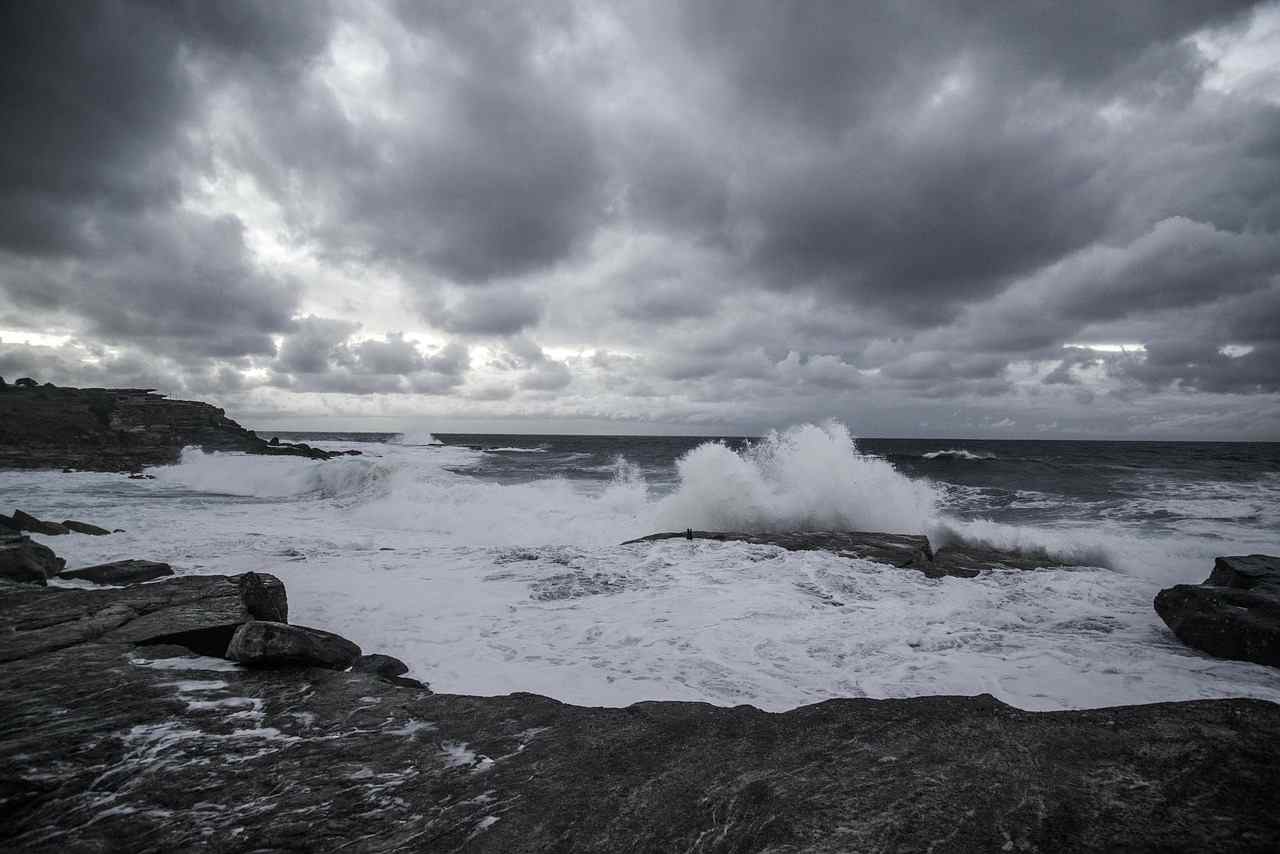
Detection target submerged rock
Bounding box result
[352,652,410,677]
[623,530,1077,578]
[60,559,173,585]
[10,510,68,536]
[1156,554,1280,667]
[226,620,361,670]
[60,519,112,536]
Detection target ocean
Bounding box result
[4,422,1279,711]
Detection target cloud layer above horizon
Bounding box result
[3,0,1280,438]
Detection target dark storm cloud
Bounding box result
[0,0,335,359]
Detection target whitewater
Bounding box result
[3,422,1279,711]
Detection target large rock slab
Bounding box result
[0,572,286,661]
[226,620,361,669]
[59,559,173,585]
[1156,556,1280,668]
[1,640,1279,852]
[0,534,64,586]
[60,519,111,536]
[623,530,1077,578]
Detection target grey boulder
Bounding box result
[0,534,65,586]
[60,559,173,585]
[226,620,361,670]
[351,652,409,677]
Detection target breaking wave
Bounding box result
[922,449,997,461]
[655,422,939,533]
[390,430,442,446]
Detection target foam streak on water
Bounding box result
[3,423,1278,712]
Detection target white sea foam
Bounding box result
[6,422,1279,714]
[485,446,548,453]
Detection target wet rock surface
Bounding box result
[1156,554,1280,667]
[624,530,1076,578]
[1,645,1279,852]
[59,558,174,585]
[1,569,1279,850]
[0,383,346,471]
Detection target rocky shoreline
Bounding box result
[3,567,1279,851]
[0,380,351,471]
[1,521,1279,849]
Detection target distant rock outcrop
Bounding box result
[1156,554,1280,667]
[0,382,339,471]
[623,530,1077,578]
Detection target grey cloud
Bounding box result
[426,288,546,337]
[271,317,469,395]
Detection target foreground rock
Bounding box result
[624,530,1076,578]
[2,571,1279,850]
[0,572,287,661]
[1,651,1279,850]
[59,558,174,585]
[226,620,362,669]
[1156,554,1280,667]
[0,534,65,586]
[0,382,347,471]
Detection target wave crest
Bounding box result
[922,449,996,461]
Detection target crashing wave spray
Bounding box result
[655,422,939,533]
[391,430,442,446]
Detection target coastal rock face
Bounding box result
[0,572,287,662]
[59,558,174,585]
[226,620,362,669]
[1156,555,1280,667]
[0,383,339,471]
[624,530,1076,578]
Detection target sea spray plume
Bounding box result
[655,422,939,533]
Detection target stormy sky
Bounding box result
[3,1,1280,438]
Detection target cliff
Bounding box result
[0,380,333,471]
